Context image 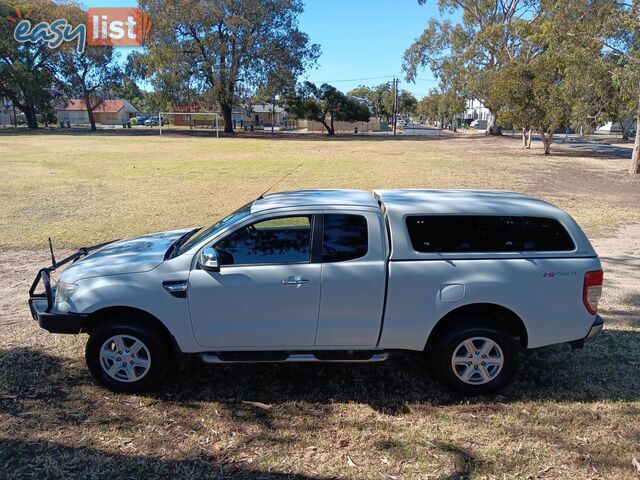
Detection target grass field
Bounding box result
[0,130,639,479]
[1,130,639,248]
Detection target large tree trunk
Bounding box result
[522,128,532,149]
[629,115,640,175]
[23,102,38,129]
[221,104,233,134]
[325,115,335,136]
[541,129,554,155]
[485,110,502,135]
[87,108,96,131]
[84,94,97,131]
[622,116,633,141]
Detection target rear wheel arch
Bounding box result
[426,303,528,350]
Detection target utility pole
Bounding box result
[392,77,398,136]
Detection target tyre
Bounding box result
[85,317,171,393]
[429,315,518,396]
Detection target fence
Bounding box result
[304,118,388,134]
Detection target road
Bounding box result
[401,123,455,137]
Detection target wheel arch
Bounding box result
[84,306,180,353]
[426,303,528,350]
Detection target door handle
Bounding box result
[282,276,310,285]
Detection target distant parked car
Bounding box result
[144,116,164,126]
[131,116,148,126]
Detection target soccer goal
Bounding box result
[158,111,221,137]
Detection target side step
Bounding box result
[200,351,389,364]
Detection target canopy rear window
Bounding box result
[406,215,575,253]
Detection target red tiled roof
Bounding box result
[59,99,125,113]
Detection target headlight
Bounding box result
[55,280,78,305]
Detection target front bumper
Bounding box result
[29,297,88,334]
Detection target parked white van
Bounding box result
[29,190,604,395]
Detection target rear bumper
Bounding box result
[585,314,604,340]
[29,298,87,334]
[569,315,604,349]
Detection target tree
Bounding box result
[491,58,570,154]
[41,2,121,131]
[403,0,542,135]
[288,82,370,136]
[107,78,145,111]
[397,90,418,117]
[348,83,391,118]
[136,0,319,133]
[57,44,120,131]
[0,0,62,128]
[536,0,640,172]
[348,83,417,119]
[415,89,464,127]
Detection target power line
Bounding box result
[304,74,438,84]
[304,74,397,83]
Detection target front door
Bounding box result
[188,215,321,349]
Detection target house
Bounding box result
[171,102,286,129]
[349,96,373,114]
[56,99,139,126]
[248,102,286,127]
[462,98,492,129]
[0,99,16,126]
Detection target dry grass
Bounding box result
[0,130,638,249]
[0,130,639,479]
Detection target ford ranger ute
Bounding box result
[28,189,604,395]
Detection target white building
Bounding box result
[0,99,16,126]
[464,99,491,122]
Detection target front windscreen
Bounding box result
[176,202,253,255]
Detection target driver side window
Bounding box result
[214,216,312,266]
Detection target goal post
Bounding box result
[158,111,220,137]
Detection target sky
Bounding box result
[83,0,445,98]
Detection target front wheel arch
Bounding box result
[84,306,179,355]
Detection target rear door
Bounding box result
[314,211,387,347]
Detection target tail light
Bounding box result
[583,270,603,315]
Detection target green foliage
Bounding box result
[0,0,64,128]
[289,82,370,135]
[416,89,465,125]
[347,83,417,118]
[108,78,145,111]
[134,0,319,132]
[404,0,542,131]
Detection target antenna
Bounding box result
[48,237,57,268]
[257,163,303,199]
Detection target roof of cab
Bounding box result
[252,189,379,212]
[373,189,563,217]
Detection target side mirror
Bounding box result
[199,247,220,272]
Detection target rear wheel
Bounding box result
[85,317,171,393]
[429,316,518,396]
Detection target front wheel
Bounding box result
[429,319,519,396]
[85,319,171,393]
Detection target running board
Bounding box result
[199,351,389,364]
